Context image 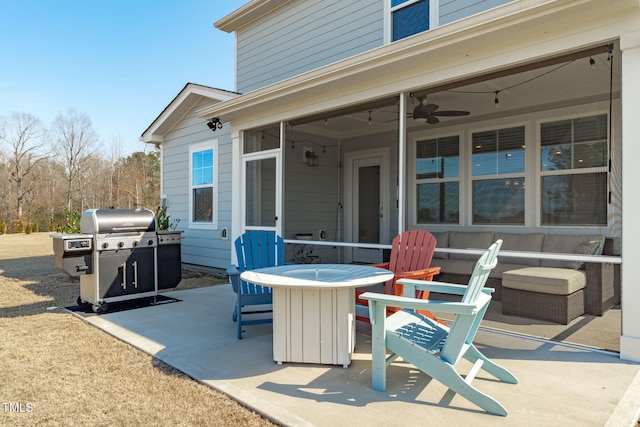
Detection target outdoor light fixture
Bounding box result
[207,117,223,131]
[305,150,319,167]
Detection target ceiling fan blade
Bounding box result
[432,110,470,117]
[422,103,439,113]
[426,115,440,124]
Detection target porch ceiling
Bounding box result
[296,46,619,138]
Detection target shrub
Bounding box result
[56,209,81,234]
[156,206,180,231]
[13,219,25,234]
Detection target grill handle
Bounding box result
[132,261,138,288]
[121,262,127,289]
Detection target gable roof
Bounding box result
[140,83,239,145]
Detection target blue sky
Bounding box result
[0,0,248,155]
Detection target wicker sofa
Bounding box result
[429,231,615,323]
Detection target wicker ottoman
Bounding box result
[502,267,586,324]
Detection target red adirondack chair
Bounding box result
[355,229,441,322]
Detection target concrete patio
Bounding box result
[70,284,640,426]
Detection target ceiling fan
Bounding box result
[412,95,470,124]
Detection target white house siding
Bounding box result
[161,98,233,269]
[439,0,516,25]
[236,0,384,93]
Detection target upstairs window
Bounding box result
[189,141,218,229]
[391,0,430,41]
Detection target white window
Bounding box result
[471,126,526,225]
[540,114,608,226]
[189,141,218,229]
[415,135,460,224]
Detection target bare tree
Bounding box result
[0,112,51,223]
[52,109,98,210]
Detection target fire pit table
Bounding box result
[240,264,393,367]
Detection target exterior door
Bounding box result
[345,148,390,263]
[243,152,281,234]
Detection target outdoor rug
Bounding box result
[64,294,180,317]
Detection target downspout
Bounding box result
[398,92,406,235]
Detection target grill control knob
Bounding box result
[133,241,139,247]
[147,239,154,246]
[118,241,124,248]
[102,242,109,249]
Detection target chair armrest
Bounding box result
[397,278,494,296]
[226,265,240,293]
[360,292,482,316]
[394,266,441,280]
[369,262,390,269]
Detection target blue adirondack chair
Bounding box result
[227,230,285,339]
[361,240,518,416]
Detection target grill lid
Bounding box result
[80,208,156,234]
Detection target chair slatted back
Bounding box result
[440,239,502,364]
[385,230,437,294]
[235,230,284,295]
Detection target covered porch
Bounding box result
[198,0,639,360]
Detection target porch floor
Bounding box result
[71,284,639,426]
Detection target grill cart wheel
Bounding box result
[77,296,91,307]
[92,302,108,314]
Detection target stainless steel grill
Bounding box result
[52,208,182,313]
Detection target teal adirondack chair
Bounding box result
[361,240,518,416]
[227,230,285,339]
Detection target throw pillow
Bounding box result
[565,240,602,269]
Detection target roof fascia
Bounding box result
[141,83,238,144]
[215,0,293,33]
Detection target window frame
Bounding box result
[384,0,438,44]
[410,131,462,226]
[536,112,609,227]
[188,140,218,230]
[469,123,528,226]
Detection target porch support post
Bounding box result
[230,129,242,265]
[397,92,406,235]
[620,29,640,362]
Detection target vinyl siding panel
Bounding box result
[439,0,515,25]
[236,0,384,93]
[161,98,234,269]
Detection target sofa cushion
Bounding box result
[449,231,495,261]
[494,232,544,267]
[489,262,538,279]
[431,231,449,259]
[540,234,604,268]
[502,267,586,295]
